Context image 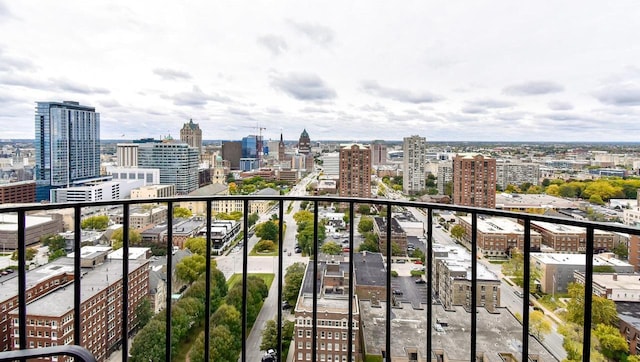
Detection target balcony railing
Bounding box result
[2,195,639,362]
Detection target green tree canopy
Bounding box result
[173,206,193,218]
[81,215,109,230]
[593,323,629,360]
[135,298,153,329]
[248,212,260,227]
[11,247,37,261]
[110,228,141,250]
[501,248,540,290]
[529,310,552,340]
[450,224,465,240]
[260,319,295,353]
[358,233,380,253]
[358,217,374,233]
[129,319,168,362]
[255,220,279,242]
[283,262,306,305]
[41,234,66,251]
[566,282,618,326]
[255,240,276,253]
[320,241,343,255]
[176,254,207,284]
[184,237,207,256]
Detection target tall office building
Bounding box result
[370,140,387,166]
[137,141,199,195]
[452,153,497,208]
[339,144,371,198]
[180,119,203,156]
[35,101,101,201]
[298,129,311,154]
[402,135,427,194]
[221,141,242,170]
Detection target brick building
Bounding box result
[452,153,496,208]
[531,220,615,253]
[0,181,36,204]
[457,216,542,257]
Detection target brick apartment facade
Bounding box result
[452,153,496,208]
[339,144,371,198]
[0,181,36,205]
[531,220,614,253]
[457,216,542,257]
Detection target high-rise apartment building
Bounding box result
[35,101,100,201]
[452,153,496,208]
[437,160,453,195]
[370,140,387,166]
[221,141,242,169]
[298,129,311,155]
[402,135,427,194]
[137,141,199,195]
[339,144,371,198]
[180,119,203,156]
[495,160,540,191]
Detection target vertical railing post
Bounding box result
[277,200,284,359]
[122,204,130,361]
[582,226,595,361]
[426,208,433,361]
[165,201,174,362]
[471,212,478,361]
[348,201,355,362]
[522,218,531,359]
[17,209,26,350]
[241,199,249,362]
[204,201,212,362]
[312,200,319,362]
[73,206,82,346]
[385,203,392,360]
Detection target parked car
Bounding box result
[282,301,292,310]
[294,247,302,253]
[392,289,403,295]
[415,278,426,284]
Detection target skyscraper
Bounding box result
[370,140,387,166]
[452,153,497,208]
[298,129,311,154]
[180,119,203,156]
[137,141,199,195]
[402,135,427,194]
[339,144,371,198]
[35,101,100,201]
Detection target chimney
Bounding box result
[613,273,618,281]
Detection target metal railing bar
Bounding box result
[522,218,531,360]
[471,212,477,361]
[385,204,392,361]
[241,199,249,362]
[426,207,433,362]
[165,202,174,362]
[73,206,82,346]
[122,203,130,361]
[17,209,26,350]
[277,200,284,360]
[348,201,355,362]
[312,200,319,362]
[582,226,595,361]
[204,201,213,362]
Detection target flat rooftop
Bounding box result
[496,193,578,209]
[433,243,499,281]
[460,215,541,236]
[532,252,633,268]
[359,302,556,361]
[0,214,57,231]
[353,252,386,287]
[374,217,405,234]
[532,220,612,235]
[7,257,148,317]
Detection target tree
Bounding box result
[358,233,380,252]
[184,237,207,256]
[41,234,66,251]
[176,254,207,284]
[190,325,238,362]
[358,217,374,233]
[256,220,279,242]
[248,212,260,227]
[320,241,342,255]
[135,298,153,329]
[612,242,628,260]
[501,248,540,290]
[593,323,629,360]
[566,282,618,326]
[450,224,465,240]
[81,215,109,230]
[357,204,371,215]
[293,210,314,225]
[283,263,306,305]
[173,206,192,218]
[260,319,295,353]
[216,211,243,221]
[111,228,141,250]
[11,247,37,261]
[589,194,605,205]
[255,240,276,253]
[129,319,167,362]
[391,242,403,256]
[545,184,560,196]
[529,310,551,340]
[558,323,607,362]
[211,304,242,351]
[48,249,66,262]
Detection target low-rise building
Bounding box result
[458,215,542,257]
[373,217,407,255]
[196,220,241,255]
[130,184,176,199]
[531,220,615,253]
[0,181,36,204]
[532,252,634,294]
[0,213,63,250]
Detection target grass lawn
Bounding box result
[227,273,275,289]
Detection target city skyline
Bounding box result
[1,1,640,142]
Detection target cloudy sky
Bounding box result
[1,1,640,142]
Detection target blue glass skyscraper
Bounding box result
[35,101,100,201]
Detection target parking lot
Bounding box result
[390,275,431,307]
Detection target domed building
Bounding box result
[298,129,311,154]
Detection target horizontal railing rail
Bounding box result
[2,195,639,362]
